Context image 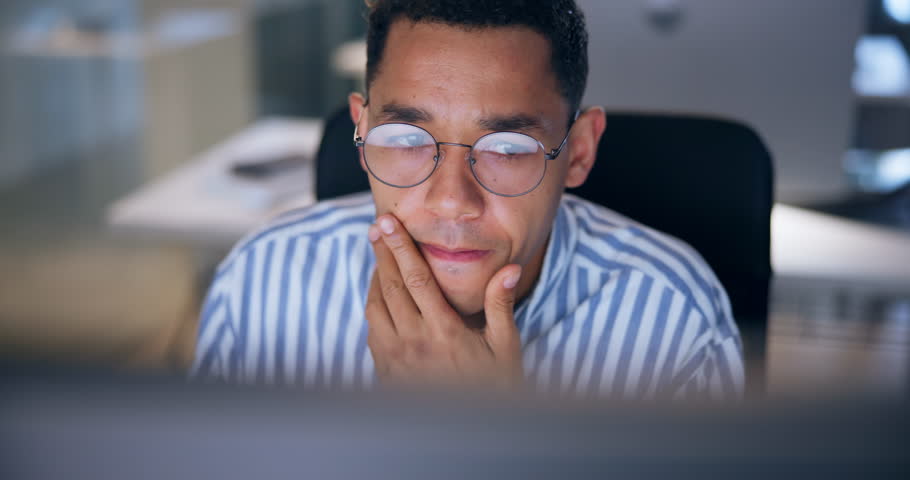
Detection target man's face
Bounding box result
[352,21,577,317]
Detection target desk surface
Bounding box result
[107,118,321,247]
[107,120,910,287]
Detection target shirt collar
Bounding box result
[514,196,578,345]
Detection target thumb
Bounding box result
[483,263,522,356]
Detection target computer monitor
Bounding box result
[0,363,907,480]
[579,0,865,204]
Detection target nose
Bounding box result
[423,144,484,222]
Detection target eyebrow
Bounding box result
[478,114,546,134]
[377,103,433,124]
[376,102,548,135]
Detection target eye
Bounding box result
[389,133,430,147]
[476,132,540,156]
[485,140,536,155]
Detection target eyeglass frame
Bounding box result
[352,110,580,197]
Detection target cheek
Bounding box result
[491,202,548,263]
[370,181,403,214]
[371,183,425,226]
[545,160,570,193]
[497,182,564,262]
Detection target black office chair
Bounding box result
[316,106,774,394]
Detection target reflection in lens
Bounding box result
[364,124,437,187]
[472,132,545,196]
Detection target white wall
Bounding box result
[0,0,255,188]
[0,0,141,188]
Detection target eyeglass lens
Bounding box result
[362,123,547,196]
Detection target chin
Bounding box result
[445,295,485,318]
[435,276,486,317]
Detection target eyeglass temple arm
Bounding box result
[353,124,364,147]
[546,109,581,160]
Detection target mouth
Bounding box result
[419,242,492,263]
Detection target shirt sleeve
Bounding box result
[665,306,745,401]
[189,258,240,383]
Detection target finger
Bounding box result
[365,269,398,351]
[375,214,450,316]
[370,223,420,333]
[482,264,522,358]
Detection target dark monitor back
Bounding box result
[1,364,906,480]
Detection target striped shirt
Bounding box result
[192,192,744,399]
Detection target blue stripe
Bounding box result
[353,252,374,387]
[657,302,692,391]
[550,207,568,275]
[715,342,736,399]
[577,200,620,228]
[636,287,674,397]
[514,300,529,333]
[274,237,297,384]
[331,271,355,388]
[211,261,233,283]
[239,248,256,382]
[612,276,654,395]
[577,212,714,324]
[259,214,373,253]
[200,293,224,326]
[314,237,341,386]
[589,269,631,393]
[360,249,374,301]
[668,343,707,396]
[225,304,239,384]
[627,226,727,335]
[713,285,737,341]
[257,239,276,383]
[296,240,320,383]
[286,214,375,242]
[271,202,334,223]
[547,267,589,390]
[260,202,367,237]
[197,316,230,379]
[354,331,369,388]
[575,243,628,272]
[568,271,609,392]
[273,193,372,222]
[532,263,572,370]
[524,218,567,344]
[628,226,714,302]
[224,210,372,272]
[596,228,711,324]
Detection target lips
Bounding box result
[419,242,492,263]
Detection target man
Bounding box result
[193,0,743,399]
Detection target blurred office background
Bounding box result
[0,0,908,397]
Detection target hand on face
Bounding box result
[366,213,524,390]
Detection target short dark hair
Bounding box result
[364,0,589,116]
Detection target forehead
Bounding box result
[370,20,567,122]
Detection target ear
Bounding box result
[564,105,607,189]
[348,92,369,172]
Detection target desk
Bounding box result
[772,204,910,291]
[107,118,321,248]
[107,120,910,288]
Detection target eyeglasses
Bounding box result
[353,112,578,197]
